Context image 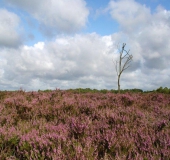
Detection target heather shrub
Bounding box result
[0,89,170,159]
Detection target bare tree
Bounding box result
[113,43,133,93]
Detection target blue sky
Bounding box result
[0,0,170,91]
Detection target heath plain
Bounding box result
[0,87,170,159]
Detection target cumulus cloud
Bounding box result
[0,33,117,90]
[6,0,89,35]
[0,0,170,91]
[108,0,151,33]
[0,9,22,48]
[107,0,170,90]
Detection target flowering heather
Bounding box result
[0,90,170,159]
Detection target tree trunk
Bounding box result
[118,74,120,93]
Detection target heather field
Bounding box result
[0,89,170,160]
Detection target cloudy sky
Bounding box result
[0,0,170,91]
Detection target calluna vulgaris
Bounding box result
[0,90,170,159]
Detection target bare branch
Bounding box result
[122,50,130,59]
[113,59,119,76]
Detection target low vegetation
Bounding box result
[0,88,170,159]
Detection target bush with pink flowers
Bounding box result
[0,89,170,159]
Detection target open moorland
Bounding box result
[0,89,170,159]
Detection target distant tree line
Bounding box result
[65,87,170,94]
[155,87,170,94]
[1,87,169,94]
[67,87,170,94]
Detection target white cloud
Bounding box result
[6,0,89,34]
[107,0,170,90]
[0,25,170,91]
[0,33,117,90]
[0,9,22,47]
[108,0,151,33]
[108,0,170,62]
[0,0,170,91]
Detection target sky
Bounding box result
[0,0,170,91]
